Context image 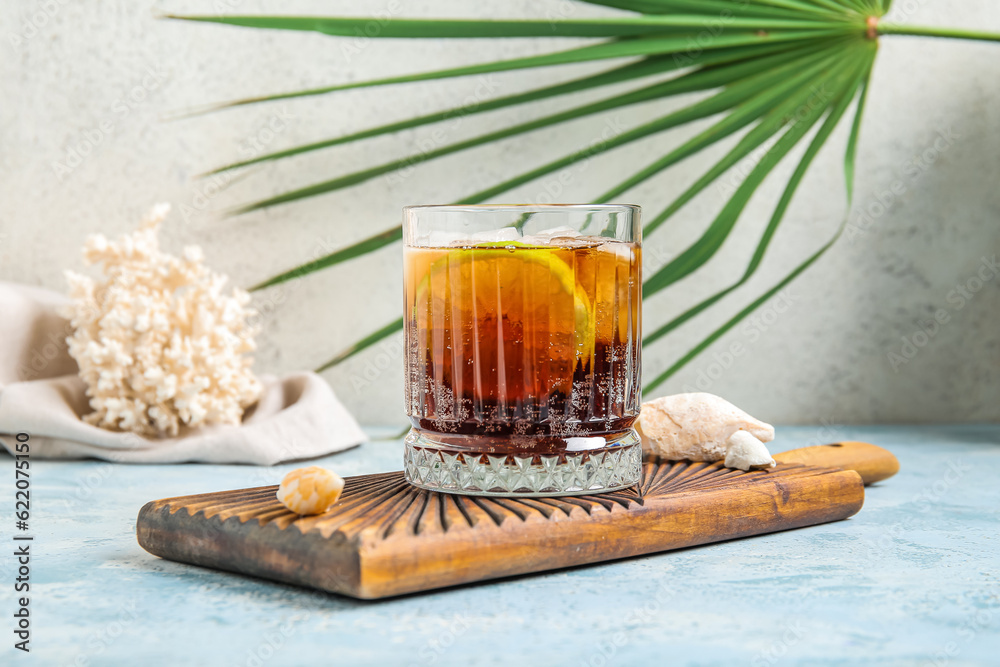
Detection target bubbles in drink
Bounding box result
[404,235,641,440]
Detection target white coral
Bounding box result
[63,203,262,437]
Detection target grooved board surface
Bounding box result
[137,458,865,599]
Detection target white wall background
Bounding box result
[2,0,998,427]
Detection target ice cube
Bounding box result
[531,226,581,239]
[416,230,468,247]
[520,225,591,247]
[468,227,522,243]
[610,242,635,262]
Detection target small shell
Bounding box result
[636,392,774,462]
[725,430,776,471]
[276,466,345,516]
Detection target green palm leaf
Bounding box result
[230,40,843,215]
[578,0,846,19]
[640,49,865,296]
[171,27,857,114]
[202,55,682,176]
[643,44,874,348]
[594,40,854,208]
[645,54,876,392]
[168,3,1000,388]
[315,317,405,374]
[168,14,854,37]
[207,40,815,177]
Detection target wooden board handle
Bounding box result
[773,441,899,485]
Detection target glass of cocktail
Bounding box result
[402,204,641,497]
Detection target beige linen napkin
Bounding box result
[0,282,366,464]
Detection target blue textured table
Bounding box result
[2,425,998,666]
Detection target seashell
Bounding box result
[636,392,775,471]
[277,467,345,515]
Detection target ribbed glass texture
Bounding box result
[402,204,641,497]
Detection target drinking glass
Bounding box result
[402,204,642,496]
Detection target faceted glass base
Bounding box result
[403,429,642,497]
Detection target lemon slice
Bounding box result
[413,242,594,363]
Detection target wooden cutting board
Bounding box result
[136,442,898,599]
